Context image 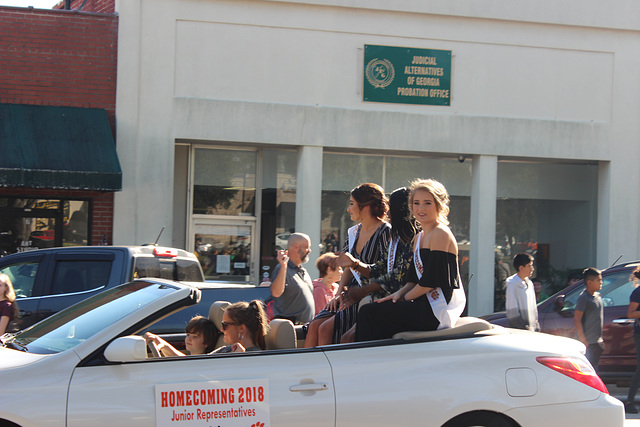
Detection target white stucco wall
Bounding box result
[115,0,640,313]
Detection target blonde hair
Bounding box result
[0,274,19,319]
[409,178,450,226]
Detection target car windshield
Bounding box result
[559,269,638,311]
[5,281,179,355]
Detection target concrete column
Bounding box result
[596,161,611,267]
[468,155,498,316]
[296,146,323,278]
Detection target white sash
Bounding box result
[347,225,363,286]
[413,231,466,330]
[387,235,398,273]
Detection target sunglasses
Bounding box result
[221,321,238,331]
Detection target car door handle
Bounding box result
[19,310,32,316]
[289,383,329,392]
[612,319,634,324]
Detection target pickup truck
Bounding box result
[0,245,271,334]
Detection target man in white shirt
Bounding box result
[505,253,540,331]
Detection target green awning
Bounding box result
[0,103,122,191]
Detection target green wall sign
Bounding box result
[363,44,451,106]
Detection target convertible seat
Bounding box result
[209,301,231,349]
[266,319,297,350]
[392,316,492,340]
[209,301,296,350]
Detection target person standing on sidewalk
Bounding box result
[505,253,540,331]
[573,267,604,368]
[624,266,640,414]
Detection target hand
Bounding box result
[377,290,403,303]
[327,294,342,312]
[340,287,365,310]
[336,252,356,269]
[276,250,289,266]
[144,332,162,347]
[230,342,247,353]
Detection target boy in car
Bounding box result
[573,267,604,368]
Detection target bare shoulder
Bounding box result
[431,225,458,254]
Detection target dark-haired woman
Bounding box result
[624,267,640,413]
[212,300,269,353]
[314,183,390,345]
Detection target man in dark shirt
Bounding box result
[270,233,314,324]
[573,267,604,368]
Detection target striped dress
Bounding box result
[332,222,390,343]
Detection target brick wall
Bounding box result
[0,6,118,247]
[0,7,118,130]
[53,0,115,15]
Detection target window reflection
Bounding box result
[193,149,256,215]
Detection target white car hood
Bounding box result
[0,346,48,368]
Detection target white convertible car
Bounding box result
[0,279,624,427]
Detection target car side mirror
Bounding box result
[104,336,148,362]
[553,295,566,313]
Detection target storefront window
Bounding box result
[259,149,297,283]
[0,198,90,255]
[320,153,472,285]
[191,147,296,284]
[321,153,383,253]
[193,149,256,215]
[494,161,598,310]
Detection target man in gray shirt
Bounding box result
[270,233,314,324]
[574,267,604,368]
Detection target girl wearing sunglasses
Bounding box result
[212,300,269,353]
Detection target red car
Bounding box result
[483,260,640,385]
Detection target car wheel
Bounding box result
[442,411,516,427]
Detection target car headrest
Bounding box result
[209,301,231,350]
[209,301,231,330]
[265,319,296,350]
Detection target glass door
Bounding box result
[193,220,254,282]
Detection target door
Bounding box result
[193,220,255,283]
[67,350,335,426]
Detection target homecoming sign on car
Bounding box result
[156,379,269,427]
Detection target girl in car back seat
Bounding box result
[144,315,218,357]
[211,300,269,353]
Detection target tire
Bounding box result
[442,411,517,427]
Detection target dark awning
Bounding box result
[0,103,122,191]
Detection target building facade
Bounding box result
[115,0,640,315]
[0,6,120,253]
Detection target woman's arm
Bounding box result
[628,301,640,319]
[377,282,417,303]
[0,316,10,335]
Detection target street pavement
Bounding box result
[608,384,640,425]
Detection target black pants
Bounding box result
[355,295,439,342]
[586,342,604,368]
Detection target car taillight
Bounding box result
[154,247,178,258]
[536,356,608,394]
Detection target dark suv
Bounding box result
[483,260,640,384]
[0,245,205,332]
